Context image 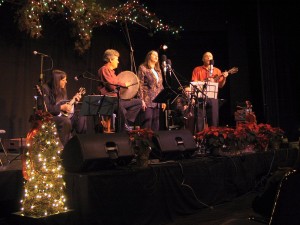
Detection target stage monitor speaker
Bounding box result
[151,129,197,160]
[61,133,134,172]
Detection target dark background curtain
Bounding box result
[0,0,299,141]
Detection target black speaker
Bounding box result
[61,133,134,172]
[151,129,197,160]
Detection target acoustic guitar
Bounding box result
[213,67,238,82]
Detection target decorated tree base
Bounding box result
[9,210,73,225]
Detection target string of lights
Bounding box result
[10,0,183,54]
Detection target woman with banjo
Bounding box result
[97,49,142,132]
[38,69,87,146]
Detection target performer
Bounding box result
[97,49,142,132]
[191,51,229,131]
[38,69,87,146]
[137,50,166,131]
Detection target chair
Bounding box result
[99,114,116,133]
[0,129,10,165]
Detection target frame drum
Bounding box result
[117,71,140,100]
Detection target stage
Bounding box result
[0,147,298,225]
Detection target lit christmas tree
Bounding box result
[21,111,67,217]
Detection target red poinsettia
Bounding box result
[195,123,285,154]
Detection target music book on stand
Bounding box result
[190,81,218,99]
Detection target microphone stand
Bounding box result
[202,80,209,130]
[190,84,207,157]
[39,55,44,84]
[169,68,185,104]
[164,68,181,129]
[37,55,48,112]
[190,82,207,135]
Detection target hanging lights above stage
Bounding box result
[11,0,183,54]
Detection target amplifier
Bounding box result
[2,138,26,151]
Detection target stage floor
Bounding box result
[0,148,299,225]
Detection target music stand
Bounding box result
[153,88,179,130]
[80,95,117,116]
[190,81,218,99]
[153,88,178,104]
[189,82,213,134]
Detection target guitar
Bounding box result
[58,87,86,118]
[213,67,238,82]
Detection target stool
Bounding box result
[99,114,116,133]
[0,129,9,166]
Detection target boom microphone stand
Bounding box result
[36,54,49,112]
[167,62,186,97]
[190,82,208,134]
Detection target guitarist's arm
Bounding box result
[212,68,228,88]
[218,70,229,88]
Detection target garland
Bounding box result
[14,0,183,54]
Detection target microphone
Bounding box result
[33,51,49,57]
[166,59,172,75]
[167,59,172,70]
[209,59,214,76]
[74,74,84,81]
[161,55,167,76]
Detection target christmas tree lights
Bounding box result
[21,111,67,217]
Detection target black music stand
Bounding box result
[153,88,179,130]
[153,88,178,105]
[80,95,117,116]
[80,95,118,133]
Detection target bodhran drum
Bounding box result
[117,71,140,100]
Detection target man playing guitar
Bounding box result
[191,51,238,132]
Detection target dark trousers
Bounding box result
[186,98,219,133]
[120,99,142,123]
[53,116,72,146]
[141,107,160,131]
[71,109,87,134]
[53,109,87,146]
[117,98,142,132]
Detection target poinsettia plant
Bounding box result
[195,123,285,154]
[195,126,236,152]
[234,123,259,150]
[256,123,285,150]
[128,128,155,167]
